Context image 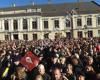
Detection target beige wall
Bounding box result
[0,33,5,40]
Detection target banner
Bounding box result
[20,51,40,71]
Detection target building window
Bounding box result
[5,35,9,40]
[32,21,37,29]
[13,20,18,30]
[77,31,83,38]
[54,20,59,28]
[13,34,18,40]
[98,30,100,37]
[23,19,28,30]
[4,20,9,30]
[44,21,48,29]
[88,31,93,37]
[87,18,92,26]
[23,34,28,40]
[65,19,70,27]
[33,34,37,40]
[66,32,71,39]
[44,33,49,39]
[97,17,100,25]
[77,18,82,26]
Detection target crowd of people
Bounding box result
[0,38,100,80]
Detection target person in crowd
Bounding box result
[71,56,83,75]
[52,67,68,80]
[0,38,99,80]
[84,65,96,80]
[64,64,76,80]
[86,56,94,66]
[35,75,43,80]
[49,53,60,74]
[59,56,66,73]
[76,73,85,80]
[11,66,27,80]
[96,73,100,80]
[37,64,51,80]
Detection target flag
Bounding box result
[20,51,40,71]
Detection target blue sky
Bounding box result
[0,0,100,8]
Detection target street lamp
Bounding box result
[66,9,77,39]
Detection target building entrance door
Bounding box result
[13,34,18,40]
[66,32,71,39]
[78,31,83,38]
